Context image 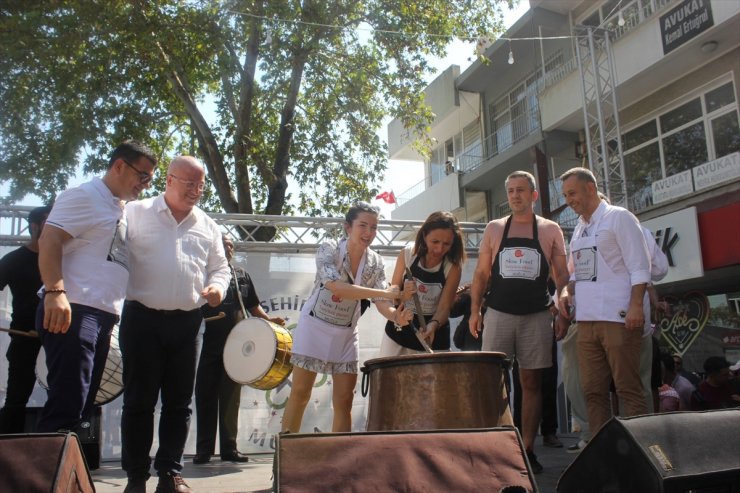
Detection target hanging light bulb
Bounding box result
[617,10,625,26]
[508,49,514,65]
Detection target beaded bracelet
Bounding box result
[44,288,67,296]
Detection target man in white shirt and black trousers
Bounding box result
[557,167,651,439]
[120,156,230,493]
[36,141,157,434]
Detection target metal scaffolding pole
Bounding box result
[574,25,627,207]
[0,206,484,257]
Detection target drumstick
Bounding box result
[203,312,226,322]
[0,326,39,338]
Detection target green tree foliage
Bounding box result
[1,0,510,220]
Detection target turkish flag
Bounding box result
[375,191,396,204]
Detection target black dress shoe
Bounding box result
[192,453,211,464]
[221,451,249,462]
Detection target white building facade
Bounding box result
[387,0,740,370]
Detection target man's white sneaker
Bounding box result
[566,440,588,453]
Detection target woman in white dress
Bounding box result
[281,202,414,433]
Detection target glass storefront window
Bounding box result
[663,121,708,176]
[660,98,702,133]
[711,111,740,157]
[625,142,661,210]
[624,120,657,150]
[705,82,735,113]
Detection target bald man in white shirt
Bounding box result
[119,156,230,493]
[557,167,651,437]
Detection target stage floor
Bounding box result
[91,433,580,493]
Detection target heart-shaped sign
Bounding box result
[657,291,709,357]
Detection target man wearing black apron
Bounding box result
[469,171,569,474]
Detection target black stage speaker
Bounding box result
[24,406,103,470]
[276,427,538,493]
[0,433,95,493]
[558,409,740,493]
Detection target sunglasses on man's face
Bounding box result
[123,159,154,184]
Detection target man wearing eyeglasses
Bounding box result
[120,156,230,493]
[36,140,156,436]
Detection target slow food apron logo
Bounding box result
[657,292,709,356]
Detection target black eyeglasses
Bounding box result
[123,159,154,184]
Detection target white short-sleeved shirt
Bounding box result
[125,195,230,311]
[44,177,129,315]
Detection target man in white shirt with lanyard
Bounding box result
[36,141,157,433]
[469,171,569,474]
[557,167,651,437]
[120,156,230,493]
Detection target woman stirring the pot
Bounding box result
[379,211,465,356]
[281,202,414,433]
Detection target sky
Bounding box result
[1,2,529,214]
[371,1,530,217]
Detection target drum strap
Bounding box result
[231,265,249,320]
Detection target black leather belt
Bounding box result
[126,300,199,317]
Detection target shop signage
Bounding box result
[642,207,703,284]
[657,291,709,357]
[722,332,740,347]
[652,170,693,204]
[693,151,740,191]
[660,0,714,55]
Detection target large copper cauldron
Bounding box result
[360,352,513,431]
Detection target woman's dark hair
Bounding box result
[344,201,380,226]
[413,211,466,266]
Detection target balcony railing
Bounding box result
[540,0,678,93]
[459,107,541,174]
[395,177,426,206]
[394,106,541,205]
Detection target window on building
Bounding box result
[495,200,512,219]
[578,0,663,30]
[487,76,543,159]
[729,297,740,315]
[622,79,739,212]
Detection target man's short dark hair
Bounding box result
[505,171,537,191]
[28,205,52,226]
[109,140,157,168]
[560,167,597,186]
[703,356,730,375]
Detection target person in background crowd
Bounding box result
[36,141,156,435]
[193,235,285,465]
[691,356,740,410]
[451,283,483,351]
[380,211,464,356]
[470,171,569,474]
[661,352,695,410]
[280,202,415,435]
[673,353,701,387]
[120,155,230,493]
[0,206,51,433]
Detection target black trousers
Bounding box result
[119,301,201,480]
[194,323,240,456]
[37,303,116,433]
[0,335,42,433]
